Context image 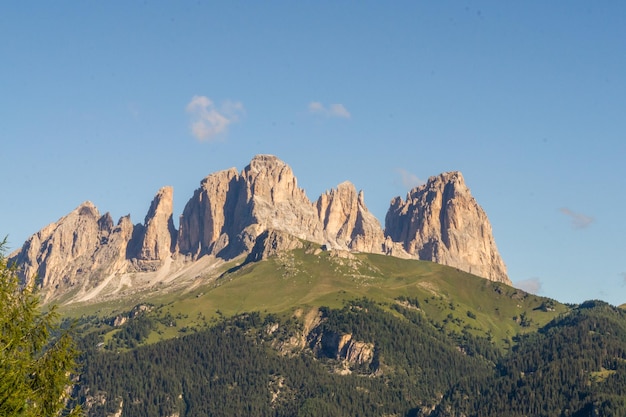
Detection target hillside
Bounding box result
[62,244,563,349]
[65,252,626,416]
[53,244,581,416]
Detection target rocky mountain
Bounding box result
[9,154,510,303]
[385,171,509,283]
[177,155,326,259]
[8,187,179,302]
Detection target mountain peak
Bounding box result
[75,200,99,217]
[386,171,509,284]
[10,155,511,304]
[248,153,284,167]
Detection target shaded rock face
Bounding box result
[176,167,242,257]
[385,172,510,284]
[246,229,305,263]
[309,329,374,367]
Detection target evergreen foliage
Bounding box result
[0,239,82,416]
[432,301,626,416]
[71,298,626,417]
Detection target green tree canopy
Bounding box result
[0,238,82,416]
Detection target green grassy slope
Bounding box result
[64,246,568,348]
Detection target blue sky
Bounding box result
[2,1,625,305]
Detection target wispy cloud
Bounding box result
[559,207,594,229]
[186,96,245,141]
[308,101,351,119]
[515,278,543,294]
[621,272,626,286]
[396,168,425,189]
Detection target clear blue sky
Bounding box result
[2,1,625,306]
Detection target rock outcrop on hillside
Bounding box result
[384,171,509,284]
[308,327,375,371]
[245,229,305,263]
[9,154,511,303]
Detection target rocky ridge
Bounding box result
[9,154,510,304]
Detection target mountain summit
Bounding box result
[385,171,508,283]
[9,155,509,303]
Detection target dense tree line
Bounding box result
[432,300,626,417]
[71,299,626,416]
[73,300,496,416]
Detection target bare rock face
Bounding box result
[385,172,510,284]
[9,202,134,302]
[91,214,135,276]
[241,155,324,244]
[177,167,241,257]
[317,181,385,252]
[178,155,325,259]
[309,329,374,367]
[9,186,181,302]
[343,338,375,366]
[177,155,384,260]
[137,186,177,261]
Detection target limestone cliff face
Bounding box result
[9,202,133,302]
[137,186,177,261]
[177,155,384,260]
[9,187,180,301]
[176,155,322,259]
[308,329,374,368]
[241,155,324,244]
[316,181,384,252]
[385,172,510,284]
[177,167,241,257]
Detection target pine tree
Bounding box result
[0,238,82,416]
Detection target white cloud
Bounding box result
[308,101,325,113]
[308,101,351,119]
[396,168,425,189]
[186,95,245,141]
[515,278,543,294]
[559,207,594,229]
[328,103,351,118]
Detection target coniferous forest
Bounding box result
[71,299,626,417]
